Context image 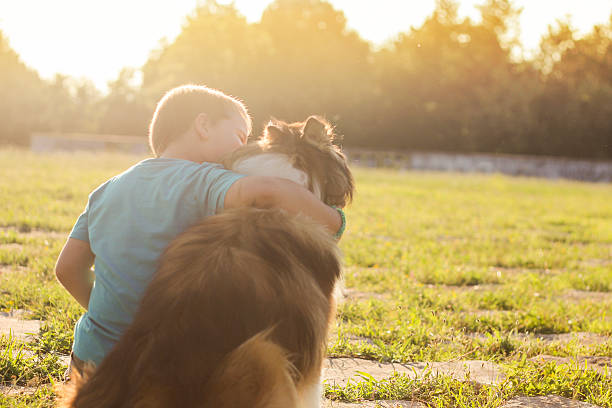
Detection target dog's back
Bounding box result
[62,208,341,407]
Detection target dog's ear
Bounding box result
[302,116,332,145]
[261,120,286,146]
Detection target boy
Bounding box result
[55,84,342,375]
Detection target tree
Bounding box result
[98,68,150,136]
[39,75,102,134]
[371,0,533,153]
[139,0,374,142]
[531,14,612,158]
[255,0,373,140]
[4,0,604,159]
[141,1,267,101]
[476,0,523,53]
[0,30,46,144]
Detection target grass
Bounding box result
[325,360,612,407]
[0,148,611,407]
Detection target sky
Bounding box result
[0,0,610,92]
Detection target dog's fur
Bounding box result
[60,116,354,408]
[224,116,353,207]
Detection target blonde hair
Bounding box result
[148,85,251,157]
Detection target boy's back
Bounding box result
[70,157,243,365]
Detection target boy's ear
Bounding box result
[194,113,209,140]
[302,116,331,144]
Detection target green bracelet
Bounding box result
[331,206,346,240]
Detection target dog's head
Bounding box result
[224,116,354,207]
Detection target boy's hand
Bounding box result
[225,176,342,235]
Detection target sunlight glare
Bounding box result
[0,0,609,92]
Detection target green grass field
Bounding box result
[1,149,611,407]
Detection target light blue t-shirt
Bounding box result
[69,157,245,365]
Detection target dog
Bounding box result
[60,116,354,407]
[224,115,353,209]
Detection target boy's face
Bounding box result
[200,113,249,163]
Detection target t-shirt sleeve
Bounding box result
[197,165,246,217]
[69,201,90,243]
[68,178,112,243]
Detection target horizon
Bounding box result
[1,0,610,93]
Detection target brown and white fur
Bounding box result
[60,116,354,408]
[225,115,353,209]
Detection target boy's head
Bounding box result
[148,85,251,161]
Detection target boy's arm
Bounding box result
[55,238,95,310]
[224,176,342,235]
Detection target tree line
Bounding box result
[1,0,610,159]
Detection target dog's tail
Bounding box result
[202,330,298,408]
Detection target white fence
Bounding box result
[30,133,149,155]
[346,149,612,183]
[29,134,612,182]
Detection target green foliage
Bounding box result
[325,360,612,407]
[0,386,55,408]
[326,370,505,406]
[504,360,612,407]
[0,32,46,144]
[0,335,64,387]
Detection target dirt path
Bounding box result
[0,311,40,341]
[323,357,506,386]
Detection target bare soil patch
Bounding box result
[527,332,611,346]
[488,267,561,277]
[58,355,71,367]
[463,309,515,318]
[324,395,602,407]
[0,227,66,241]
[0,312,41,341]
[0,265,27,277]
[345,266,395,276]
[528,354,611,376]
[0,309,29,319]
[427,283,500,292]
[0,243,23,251]
[468,331,611,346]
[342,288,389,301]
[501,395,602,407]
[346,335,377,346]
[324,400,425,407]
[0,384,44,397]
[561,290,612,303]
[579,258,612,268]
[323,357,506,386]
[328,333,378,347]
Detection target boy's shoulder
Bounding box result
[92,158,237,199]
[128,158,226,174]
[128,158,234,182]
[108,158,215,183]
